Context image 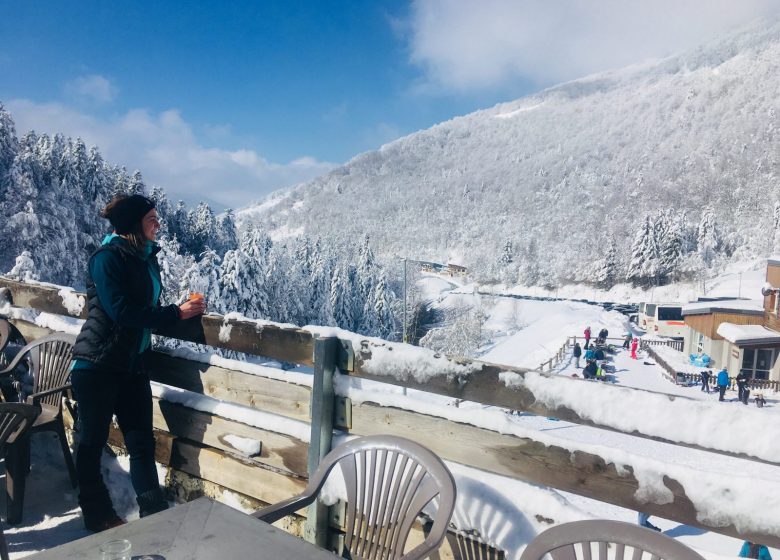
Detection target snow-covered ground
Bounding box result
[4,268,779,559]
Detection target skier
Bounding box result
[717,368,730,402]
[572,342,582,368]
[584,326,591,349]
[700,370,710,393]
[736,371,749,405]
[739,541,772,559]
[630,337,639,360]
[623,332,632,349]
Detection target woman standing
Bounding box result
[71,194,206,532]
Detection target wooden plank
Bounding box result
[0,278,87,318]
[170,439,307,506]
[146,352,312,422]
[349,402,780,548]
[108,422,306,507]
[0,277,315,365]
[151,398,309,477]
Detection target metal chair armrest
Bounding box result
[252,494,316,524]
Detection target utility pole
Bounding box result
[738,272,742,298]
[402,258,408,343]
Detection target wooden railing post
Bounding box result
[305,336,339,548]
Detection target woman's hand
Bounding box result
[178,298,207,320]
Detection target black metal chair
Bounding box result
[0,403,40,560]
[0,333,77,524]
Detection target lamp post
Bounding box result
[402,257,408,343]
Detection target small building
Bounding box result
[445,263,467,276]
[681,257,780,381]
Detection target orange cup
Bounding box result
[189,292,204,303]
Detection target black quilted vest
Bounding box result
[72,241,165,372]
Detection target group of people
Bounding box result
[583,325,611,348]
[701,368,766,406]
[574,326,613,380]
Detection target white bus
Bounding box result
[639,303,685,337]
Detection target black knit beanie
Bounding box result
[102,194,156,234]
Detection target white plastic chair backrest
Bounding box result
[309,435,457,560]
[520,520,707,560]
[10,334,75,407]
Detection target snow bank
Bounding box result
[306,325,480,383]
[507,370,780,464]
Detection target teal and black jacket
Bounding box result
[72,235,179,372]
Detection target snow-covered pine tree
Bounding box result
[216,209,239,254]
[772,201,780,254]
[372,273,394,338]
[658,211,683,282]
[308,239,334,326]
[149,186,171,238]
[697,209,721,268]
[156,236,194,306]
[182,249,222,312]
[626,215,659,287]
[219,228,271,319]
[594,234,618,289]
[7,251,38,282]
[329,264,354,331]
[128,170,145,194]
[188,202,217,257]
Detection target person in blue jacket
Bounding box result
[716,367,730,402]
[739,541,772,559]
[71,194,207,532]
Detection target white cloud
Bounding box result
[407,0,780,92]
[64,74,118,104]
[6,99,334,209]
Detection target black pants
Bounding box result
[701,378,709,392]
[71,368,159,497]
[718,386,726,401]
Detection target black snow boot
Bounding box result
[137,488,169,518]
[79,482,126,532]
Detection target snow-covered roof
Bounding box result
[768,256,780,266]
[681,299,764,317]
[716,323,780,346]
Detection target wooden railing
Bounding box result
[640,338,684,352]
[2,277,780,551]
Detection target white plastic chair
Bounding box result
[254,435,457,560]
[520,520,707,560]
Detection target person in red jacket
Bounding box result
[584,326,591,349]
[630,336,639,359]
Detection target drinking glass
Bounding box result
[100,539,132,560]
[189,291,204,302]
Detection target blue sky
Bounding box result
[2,0,779,208]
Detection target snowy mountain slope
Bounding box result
[240,16,780,286]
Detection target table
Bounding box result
[28,497,337,559]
